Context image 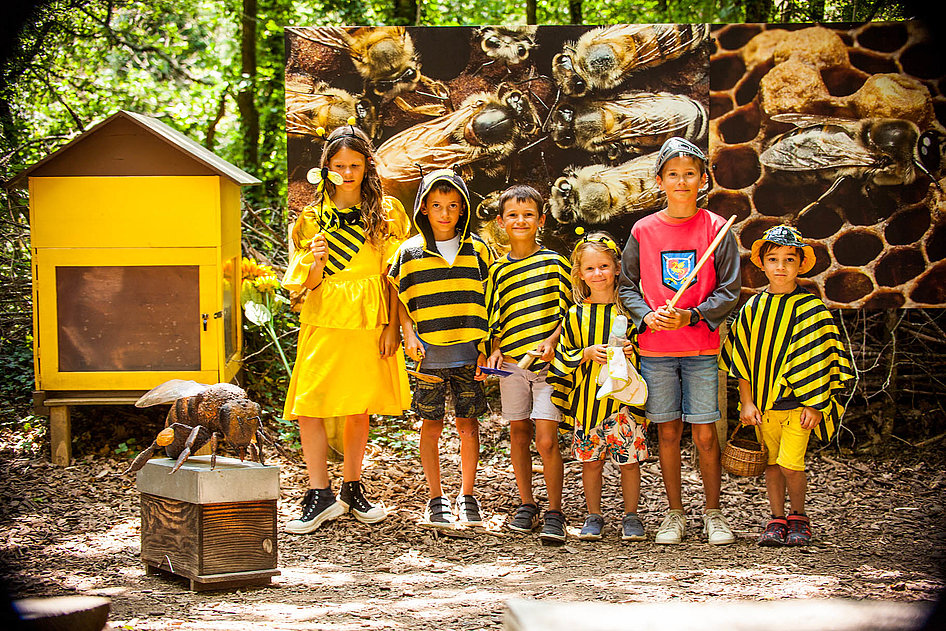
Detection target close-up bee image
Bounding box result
[285,22,944,308]
[552,24,710,97]
[547,91,708,160]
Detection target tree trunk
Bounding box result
[527,0,537,25]
[744,0,772,21]
[569,0,582,25]
[808,0,826,20]
[237,0,259,171]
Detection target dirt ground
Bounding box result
[1,416,944,630]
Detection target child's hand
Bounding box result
[799,406,823,430]
[536,338,556,362]
[583,344,608,364]
[654,303,689,330]
[621,341,635,359]
[486,348,504,370]
[474,353,487,381]
[308,233,328,265]
[379,322,400,358]
[740,401,763,426]
[404,331,424,362]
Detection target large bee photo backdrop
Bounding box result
[284,25,710,257]
[710,22,946,308]
[284,22,945,308]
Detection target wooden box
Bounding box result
[136,455,280,591]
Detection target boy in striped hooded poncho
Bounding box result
[719,225,854,547]
[389,169,494,529]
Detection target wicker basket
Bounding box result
[721,424,768,477]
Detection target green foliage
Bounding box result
[0,338,34,408]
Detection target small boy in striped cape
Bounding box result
[720,224,854,546]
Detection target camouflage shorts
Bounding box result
[412,363,487,420]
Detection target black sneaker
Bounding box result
[539,510,567,545]
[285,487,345,534]
[508,503,541,533]
[421,496,455,529]
[621,512,646,542]
[578,513,605,541]
[456,495,483,526]
[338,480,387,524]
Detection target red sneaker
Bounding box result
[786,513,811,546]
[759,516,788,547]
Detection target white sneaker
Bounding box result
[654,509,686,544]
[455,495,483,526]
[703,509,736,545]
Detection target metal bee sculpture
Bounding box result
[123,380,287,475]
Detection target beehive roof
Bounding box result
[8,110,261,188]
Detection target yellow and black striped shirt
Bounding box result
[486,249,571,371]
[719,287,854,443]
[548,302,646,433]
[388,234,494,346]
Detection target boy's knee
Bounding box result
[692,427,719,453]
[535,433,558,457]
[455,417,479,436]
[657,422,683,444]
[509,420,532,444]
[422,419,444,435]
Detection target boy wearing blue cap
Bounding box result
[720,225,854,546]
[618,137,741,545]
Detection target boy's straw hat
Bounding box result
[750,225,816,274]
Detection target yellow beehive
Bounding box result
[11,111,260,464]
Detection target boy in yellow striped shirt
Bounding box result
[484,185,572,544]
[389,169,493,529]
[720,225,854,546]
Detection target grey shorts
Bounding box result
[498,362,562,422]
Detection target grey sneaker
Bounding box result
[703,509,736,545]
[578,513,605,541]
[654,509,687,544]
[621,512,646,542]
[421,496,455,529]
[456,495,483,526]
[285,487,346,534]
[508,503,541,533]
[539,510,567,545]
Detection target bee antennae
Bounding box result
[914,157,944,193]
[471,59,496,76]
[414,163,425,179]
[519,135,548,153]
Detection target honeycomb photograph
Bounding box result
[710,21,946,308]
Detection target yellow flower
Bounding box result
[253,274,281,294]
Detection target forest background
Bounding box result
[1,0,943,459]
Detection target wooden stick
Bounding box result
[667,214,736,310]
[517,349,542,370]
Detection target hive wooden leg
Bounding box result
[50,405,72,466]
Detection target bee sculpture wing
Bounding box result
[625,24,709,69]
[761,123,877,171]
[136,379,209,408]
[612,153,666,212]
[285,26,353,55]
[599,94,706,144]
[376,98,488,184]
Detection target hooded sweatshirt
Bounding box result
[388,169,493,346]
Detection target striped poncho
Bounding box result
[719,287,855,442]
[548,302,646,433]
[486,248,571,372]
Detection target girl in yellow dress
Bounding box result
[282,124,410,534]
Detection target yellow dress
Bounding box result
[281,196,410,419]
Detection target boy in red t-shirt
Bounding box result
[618,137,741,545]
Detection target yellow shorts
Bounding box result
[754,408,811,472]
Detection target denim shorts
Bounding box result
[639,355,720,424]
[412,363,486,420]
